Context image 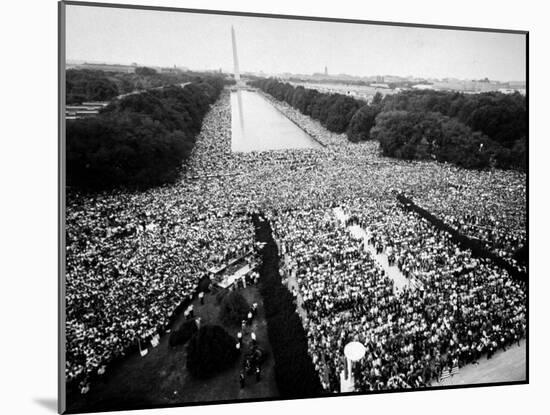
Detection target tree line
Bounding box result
[249,78,526,171]
[66,67,232,105]
[66,77,224,191]
[66,69,120,104]
[378,89,526,170]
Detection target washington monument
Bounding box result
[231,26,241,84]
[231,25,244,127]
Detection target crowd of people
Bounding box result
[66,87,527,395]
[65,120,256,387]
[236,302,266,388]
[272,200,526,392]
[414,174,526,271]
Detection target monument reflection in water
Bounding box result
[230,26,320,153]
[230,90,321,153]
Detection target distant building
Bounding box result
[498,88,525,95]
[65,102,108,119]
[159,65,185,74]
[508,81,526,89]
[376,75,385,83]
[370,83,390,89]
[69,62,136,73]
[412,84,435,90]
[384,75,406,83]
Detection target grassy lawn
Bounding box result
[66,284,279,413]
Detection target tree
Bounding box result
[371,92,383,107]
[219,291,250,326]
[66,76,225,191]
[347,104,381,142]
[380,89,526,156]
[290,86,307,113]
[169,319,198,347]
[135,66,158,76]
[66,69,119,104]
[371,111,440,159]
[436,120,491,169]
[186,325,239,379]
[372,110,493,169]
[324,95,362,133]
[511,138,527,170]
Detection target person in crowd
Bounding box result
[239,371,245,389]
[256,366,261,382]
[199,291,205,305]
[270,198,526,393]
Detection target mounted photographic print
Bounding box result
[58,1,528,413]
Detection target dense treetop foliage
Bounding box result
[66,67,231,105]
[347,103,382,143]
[219,291,250,326]
[379,89,526,150]
[372,111,495,169]
[250,78,526,171]
[371,109,525,170]
[66,69,120,104]
[134,66,158,76]
[168,319,198,347]
[66,76,224,191]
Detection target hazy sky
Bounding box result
[65,5,526,81]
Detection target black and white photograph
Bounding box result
[59,1,527,413]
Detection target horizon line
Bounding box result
[64,59,526,84]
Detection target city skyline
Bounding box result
[66,5,526,83]
[65,58,525,84]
